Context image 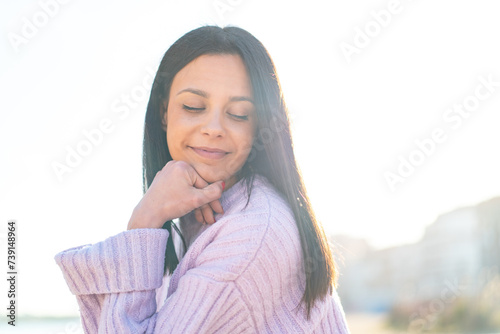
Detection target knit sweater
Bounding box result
[54,174,351,333]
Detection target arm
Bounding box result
[54,224,256,333]
[55,161,228,333]
[54,228,168,333]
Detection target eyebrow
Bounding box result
[176,88,254,104]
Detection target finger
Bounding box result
[200,181,224,203]
[194,208,204,224]
[209,199,224,215]
[185,166,220,212]
[185,165,209,190]
[200,203,216,225]
[190,180,224,210]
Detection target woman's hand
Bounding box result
[127,160,224,230]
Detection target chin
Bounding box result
[195,164,233,184]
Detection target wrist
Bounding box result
[127,205,164,230]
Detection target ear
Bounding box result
[160,100,168,131]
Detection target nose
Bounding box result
[201,109,225,137]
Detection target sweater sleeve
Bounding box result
[54,228,169,333]
[54,225,257,333]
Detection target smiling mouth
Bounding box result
[189,146,228,160]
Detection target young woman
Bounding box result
[55,26,350,333]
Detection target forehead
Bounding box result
[170,54,254,97]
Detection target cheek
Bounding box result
[166,130,175,156]
[233,128,255,159]
[166,117,185,158]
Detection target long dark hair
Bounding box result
[142,25,336,318]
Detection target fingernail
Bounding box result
[222,181,226,191]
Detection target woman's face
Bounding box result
[163,54,257,188]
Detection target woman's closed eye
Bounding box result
[183,104,249,121]
[183,104,205,112]
[229,113,249,121]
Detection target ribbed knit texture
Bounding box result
[54,175,351,333]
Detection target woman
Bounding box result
[55,25,350,333]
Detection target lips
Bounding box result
[189,146,228,160]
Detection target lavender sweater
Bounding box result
[55,175,350,333]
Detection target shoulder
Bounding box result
[218,174,298,248]
[241,175,302,256]
[220,174,295,226]
[188,174,301,280]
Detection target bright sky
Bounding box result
[1,0,499,317]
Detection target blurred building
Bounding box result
[333,196,500,313]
